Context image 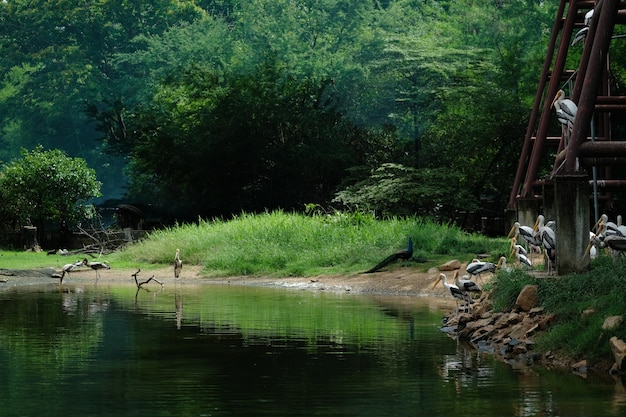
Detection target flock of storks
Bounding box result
[366,210,626,315]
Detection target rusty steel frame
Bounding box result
[508,0,626,210]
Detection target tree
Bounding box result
[0,147,102,243]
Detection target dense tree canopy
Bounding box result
[0,147,102,237]
[2,0,595,228]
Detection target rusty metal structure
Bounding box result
[508,0,626,218]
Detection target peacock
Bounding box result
[363,237,413,273]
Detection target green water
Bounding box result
[0,282,624,417]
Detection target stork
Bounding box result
[465,256,505,283]
[174,248,183,279]
[453,270,481,294]
[432,272,473,316]
[572,8,594,46]
[593,214,618,236]
[82,258,110,282]
[507,221,542,260]
[511,241,532,268]
[588,221,626,264]
[533,215,556,274]
[551,90,577,147]
[52,260,83,285]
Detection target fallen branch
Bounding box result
[131,268,164,288]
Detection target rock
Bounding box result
[603,316,623,331]
[515,285,538,311]
[529,306,545,317]
[494,312,522,329]
[509,316,536,340]
[537,314,556,330]
[571,359,588,376]
[610,336,626,372]
[581,307,596,318]
[439,260,461,271]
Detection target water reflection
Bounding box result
[0,283,624,417]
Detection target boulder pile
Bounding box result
[441,284,556,366]
[441,282,626,374]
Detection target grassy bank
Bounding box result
[112,210,509,276]
[490,256,626,365]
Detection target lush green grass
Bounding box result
[1,210,509,274]
[112,210,510,277]
[490,256,626,363]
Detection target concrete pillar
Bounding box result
[516,199,540,229]
[554,173,590,275]
[542,181,555,222]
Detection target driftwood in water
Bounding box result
[131,268,163,288]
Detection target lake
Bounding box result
[0,281,625,416]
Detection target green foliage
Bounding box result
[333,163,477,218]
[0,146,102,233]
[122,61,388,215]
[0,0,569,219]
[113,210,508,277]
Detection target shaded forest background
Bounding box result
[0,0,604,233]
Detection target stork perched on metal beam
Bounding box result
[551,90,577,147]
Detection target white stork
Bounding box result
[465,256,505,283]
[588,221,626,264]
[533,215,556,274]
[614,215,626,237]
[174,248,183,279]
[432,272,473,316]
[453,270,481,294]
[52,260,84,285]
[551,90,577,147]
[508,221,542,261]
[511,241,532,268]
[83,258,111,282]
[572,9,594,46]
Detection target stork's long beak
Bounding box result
[550,91,562,109]
[585,239,594,256]
[432,276,442,290]
[509,237,516,250]
[592,218,603,233]
[496,257,504,270]
[453,270,458,279]
[506,225,517,239]
[533,218,539,232]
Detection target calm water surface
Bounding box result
[0,281,625,417]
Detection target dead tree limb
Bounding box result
[131,268,164,288]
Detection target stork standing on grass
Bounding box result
[511,241,532,268]
[533,215,556,274]
[507,222,542,262]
